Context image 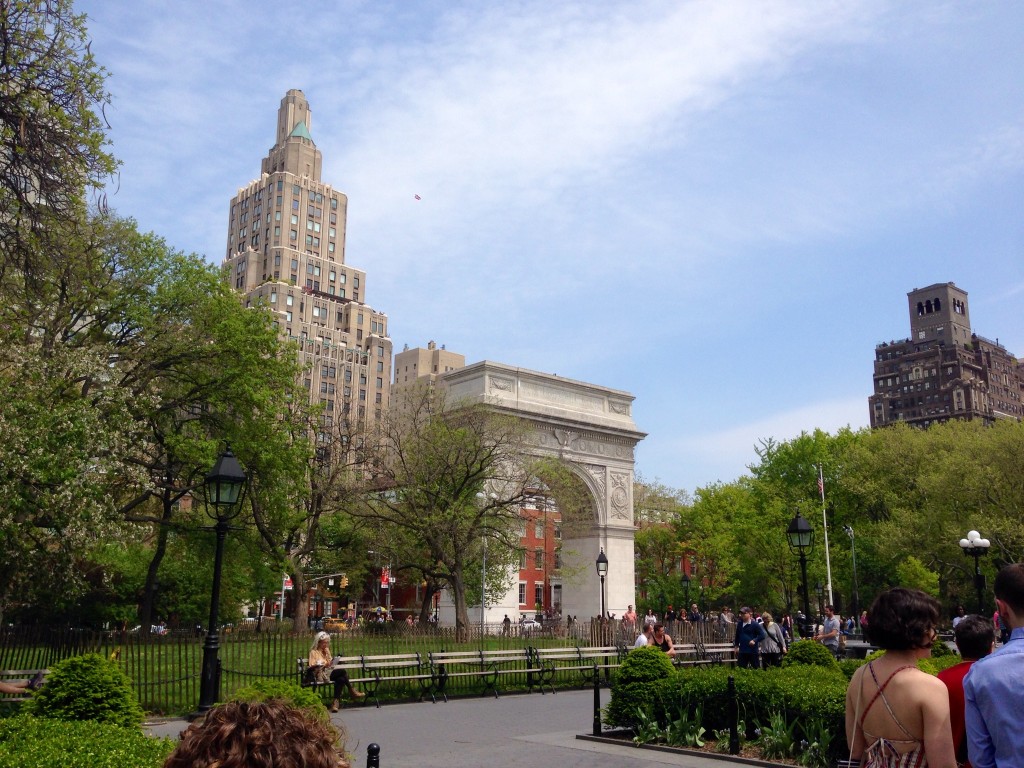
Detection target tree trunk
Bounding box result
[418,581,440,624]
[451,566,469,642]
[292,571,310,632]
[138,492,175,633]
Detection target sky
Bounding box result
[77,0,1023,494]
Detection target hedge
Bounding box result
[607,663,849,759]
[0,716,174,768]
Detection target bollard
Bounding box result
[727,675,739,755]
[366,742,380,768]
[592,664,602,736]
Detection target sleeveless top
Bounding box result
[658,637,671,652]
[858,662,928,768]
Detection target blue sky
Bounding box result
[78,0,1023,494]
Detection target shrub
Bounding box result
[21,654,143,727]
[605,646,674,727]
[931,640,957,658]
[781,640,839,671]
[917,655,959,676]
[0,715,174,768]
[230,679,328,722]
[856,650,958,676]
[838,658,865,680]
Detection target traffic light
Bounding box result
[340,576,349,589]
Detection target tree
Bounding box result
[355,383,543,640]
[0,0,126,621]
[0,0,117,287]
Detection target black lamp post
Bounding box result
[959,530,991,614]
[786,512,813,640]
[681,570,691,612]
[196,447,248,716]
[596,548,608,619]
[843,525,860,637]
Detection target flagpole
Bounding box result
[819,464,834,606]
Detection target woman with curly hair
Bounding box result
[845,588,956,768]
[164,699,347,768]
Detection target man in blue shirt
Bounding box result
[964,563,1024,768]
[733,607,766,669]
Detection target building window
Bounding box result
[518,583,526,605]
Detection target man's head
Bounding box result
[628,605,633,612]
[740,607,752,621]
[643,623,654,637]
[994,563,1024,628]
[691,603,698,612]
[825,605,835,618]
[953,614,995,661]
[653,623,665,636]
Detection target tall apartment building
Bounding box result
[868,282,1023,428]
[223,90,392,429]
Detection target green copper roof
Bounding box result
[290,121,313,141]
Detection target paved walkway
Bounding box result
[147,689,742,768]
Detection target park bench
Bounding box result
[297,652,433,708]
[0,669,47,705]
[427,648,533,701]
[527,645,627,693]
[670,640,736,667]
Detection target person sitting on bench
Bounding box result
[0,672,44,695]
[309,631,365,712]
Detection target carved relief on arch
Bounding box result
[609,471,632,521]
[582,463,607,502]
[489,376,514,393]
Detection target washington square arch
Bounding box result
[441,361,646,621]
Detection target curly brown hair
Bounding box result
[163,699,347,768]
[865,587,941,650]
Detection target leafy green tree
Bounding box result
[355,383,550,640]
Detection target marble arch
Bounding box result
[442,361,646,620]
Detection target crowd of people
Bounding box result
[627,600,862,667]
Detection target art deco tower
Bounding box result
[223,90,392,430]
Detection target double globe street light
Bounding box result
[959,530,990,614]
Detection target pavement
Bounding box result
[146,688,746,768]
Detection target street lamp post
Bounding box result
[196,448,248,716]
[786,513,814,641]
[959,530,991,614]
[843,525,860,637]
[596,548,609,619]
[681,571,691,613]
